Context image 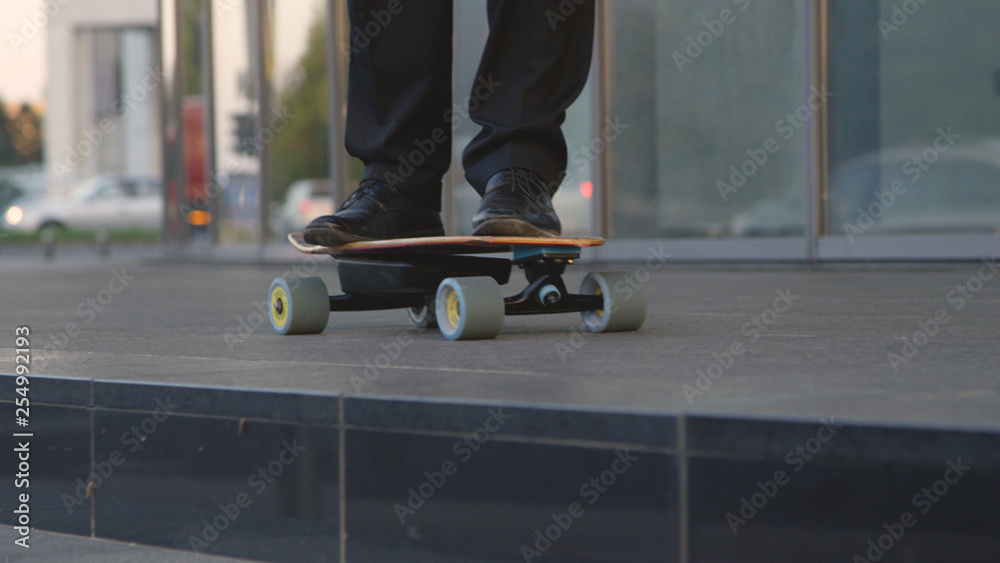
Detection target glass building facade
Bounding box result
[159,0,1000,260]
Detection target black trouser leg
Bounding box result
[462,0,596,195]
[345,0,452,211]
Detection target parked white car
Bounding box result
[272,178,336,238]
[3,174,163,233]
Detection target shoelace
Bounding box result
[340,179,402,210]
[504,170,551,210]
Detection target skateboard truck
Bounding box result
[504,247,603,315]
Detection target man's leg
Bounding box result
[304,0,452,246]
[462,0,595,194]
[345,0,453,211]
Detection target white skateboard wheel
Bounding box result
[435,277,505,340]
[580,271,646,333]
[268,276,330,335]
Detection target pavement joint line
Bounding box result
[677,415,689,563]
[337,394,347,563]
[17,351,552,377]
[75,406,343,427]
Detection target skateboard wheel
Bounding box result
[580,272,646,333]
[268,277,330,335]
[407,296,438,330]
[435,277,504,340]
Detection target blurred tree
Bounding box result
[180,0,203,97]
[7,103,43,164]
[0,98,15,165]
[267,9,329,203]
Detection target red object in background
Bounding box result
[580,180,594,200]
[298,198,312,215]
[183,97,207,205]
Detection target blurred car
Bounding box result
[729,140,1000,237]
[2,174,163,233]
[828,140,1000,235]
[729,197,805,237]
[0,181,24,215]
[272,178,335,238]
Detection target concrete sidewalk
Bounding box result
[1,255,998,429]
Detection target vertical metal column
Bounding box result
[159,0,188,248]
[201,0,218,245]
[593,0,615,239]
[806,0,830,260]
[252,0,272,252]
[327,0,352,205]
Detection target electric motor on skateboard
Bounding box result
[268,233,646,341]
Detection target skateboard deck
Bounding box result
[288,232,604,255]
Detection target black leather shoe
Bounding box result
[303,179,444,246]
[471,169,561,237]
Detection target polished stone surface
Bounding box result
[90,410,339,562]
[687,457,999,562]
[0,404,91,536]
[345,430,677,562]
[344,396,676,446]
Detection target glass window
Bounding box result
[267,0,331,241]
[609,0,810,238]
[826,0,1000,237]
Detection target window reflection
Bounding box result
[826,0,1000,237]
[609,0,808,238]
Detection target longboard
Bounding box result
[269,232,644,340]
[288,232,604,255]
